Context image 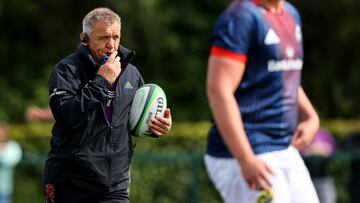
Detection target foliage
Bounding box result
[1,0,359,121]
[0,0,102,121]
[11,121,221,203]
[291,0,360,118]
[321,120,360,141]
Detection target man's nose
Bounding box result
[106,38,115,49]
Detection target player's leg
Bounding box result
[205,154,267,203]
[312,177,337,203]
[257,151,291,203]
[286,146,320,203]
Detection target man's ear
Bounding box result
[80,33,89,46]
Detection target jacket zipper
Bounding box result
[106,82,119,188]
[108,123,112,187]
[102,90,112,187]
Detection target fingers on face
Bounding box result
[107,51,118,62]
[114,56,121,70]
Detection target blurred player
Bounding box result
[0,123,22,203]
[204,0,320,202]
[25,106,54,122]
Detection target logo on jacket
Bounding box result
[50,88,67,99]
[124,81,133,89]
[45,183,55,203]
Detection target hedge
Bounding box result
[8,120,360,203]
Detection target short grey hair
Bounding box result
[82,7,121,35]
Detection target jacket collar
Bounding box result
[77,43,136,74]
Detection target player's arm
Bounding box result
[207,55,273,191]
[25,106,54,122]
[292,87,320,150]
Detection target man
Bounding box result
[204,0,320,202]
[0,123,22,203]
[44,8,172,203]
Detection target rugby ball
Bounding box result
[129,84,167,137]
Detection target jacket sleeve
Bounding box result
[49,62,109,129]
[138,72,145,87]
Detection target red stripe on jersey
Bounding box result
[210,46,247,64]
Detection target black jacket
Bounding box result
[44,44,144,192]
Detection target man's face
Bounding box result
[86,21,121,63]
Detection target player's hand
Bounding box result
[25,106,54,122]
[97,51,121,85]
[240,155,274,191]
[149,108,172,137]
[291,119,319,150]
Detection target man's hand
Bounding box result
[240,155,274,191]
[97,51,121,85]
[293,87,320,150]
[291,119,319,150]
[149,108,172,137]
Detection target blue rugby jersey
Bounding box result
[206,0,304,157]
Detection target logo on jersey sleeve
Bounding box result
[264,29,280,45]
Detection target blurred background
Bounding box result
[0,0,360,202]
